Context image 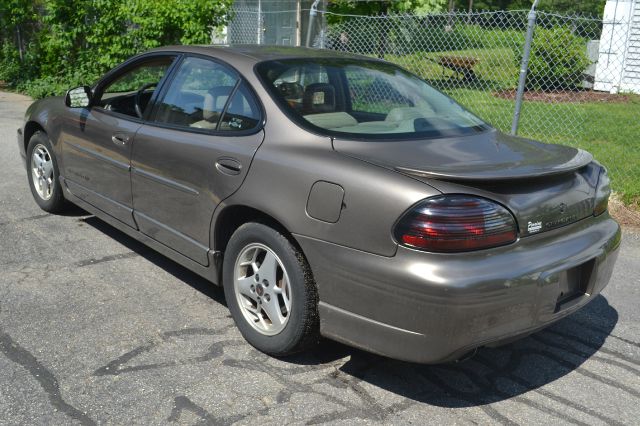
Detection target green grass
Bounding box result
[387,47,520,90]
[564,97,640,205]
[454,90,640,204]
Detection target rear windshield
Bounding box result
[256,58,489,140]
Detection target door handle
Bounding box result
[111,133,130,146]
[215,158,242,176]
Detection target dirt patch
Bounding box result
[494,89,636,104]
[609,194,640,231]
[0,90,33,103]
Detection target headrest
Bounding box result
[203,86,235,120]
[303,83,336,114]
[277,82,303,99]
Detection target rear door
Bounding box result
[61,55,176,227]
[131,56,264,265]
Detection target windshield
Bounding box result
[256,58,489,140]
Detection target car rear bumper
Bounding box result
[295,212,621,364]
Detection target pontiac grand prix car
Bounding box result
[17,46,621,363]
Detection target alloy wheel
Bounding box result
[31,144,55,201]
[233,243,292,336]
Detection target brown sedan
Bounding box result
[17,46,620,363]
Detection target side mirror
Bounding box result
[64,86,92,108]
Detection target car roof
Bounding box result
[150,44,375,64]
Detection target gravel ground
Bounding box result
[1,91,639,425]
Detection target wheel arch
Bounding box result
[23,121,46,152]
[212,204,299,254]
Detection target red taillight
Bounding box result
[394,195,517,252]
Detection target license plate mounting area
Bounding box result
[554,259,596,313]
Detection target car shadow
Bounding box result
[81,215,619,408]
[343,295,618,407]
[80,216,225,305]
[283,294,619,410]
[58,203,92,217]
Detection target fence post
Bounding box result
[511,0,539,135]
[305,0,320,47]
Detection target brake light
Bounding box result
[394,195,517,252]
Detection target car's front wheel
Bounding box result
[223,222,319,356]
[26,131,68,213]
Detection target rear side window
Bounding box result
[219,82,261,131]
[152,57,260,132]
[257,58,488,140]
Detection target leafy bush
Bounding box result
[326,19,483,56]
[326,18,527,59]
[17,70,100,99]
[411,23,483,52]
[0,0,232,98]
[515,26,590,91]
[459,25,524,50]
[0,41,23,84]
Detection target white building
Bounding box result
[594,0,640,93]
[225,1,327,46]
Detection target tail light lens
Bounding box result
[593,167,610,216]
[394,195,517,252]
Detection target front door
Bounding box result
[61,56,175,227]
[131,56,264,265]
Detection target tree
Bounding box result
[328,0,448,18]
[454,0,605,16]
[328,0,605,16]
[0,0,233,96]
[394,0,449,13]
[537,0,605,17]
[0,0,40,60]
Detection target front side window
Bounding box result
[153,57,260,132]
[96,57,174,118]
[257,58,489,139]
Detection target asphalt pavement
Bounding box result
[1,91,639,425]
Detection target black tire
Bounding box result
[26,131,68,213]
[223,222,319,356]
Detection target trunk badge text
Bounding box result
[528,203,574,234]
[528,221,542,233]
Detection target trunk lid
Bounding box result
[332,129,593,181]
[333,130,598,236]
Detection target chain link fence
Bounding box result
[225,5,265,45]
[222,5,640,212]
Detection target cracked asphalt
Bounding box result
[1,91,639,425]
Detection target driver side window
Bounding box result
[96,57,174,118]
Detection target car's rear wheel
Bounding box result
[223,222,319,356]
[26,131,68,213]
